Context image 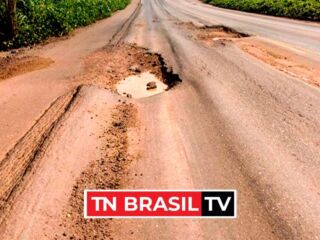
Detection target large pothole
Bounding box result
[72,44,181,96]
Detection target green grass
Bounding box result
[0,0,130,49]
[204,0,320,21]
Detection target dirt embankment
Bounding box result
[58,102,137,240]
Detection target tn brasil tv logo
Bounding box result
[84,190,237,218]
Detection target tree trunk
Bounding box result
[6,0,17,38]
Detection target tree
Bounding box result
[5,0,17,38]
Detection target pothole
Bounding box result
[176,22,250,46]
[72,44,181,96]
[116,72,168,99]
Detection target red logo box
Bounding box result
[84,190,237,219]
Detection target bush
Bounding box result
[0,2,7,40]
[204,0,320,21]
[0,0,130,49]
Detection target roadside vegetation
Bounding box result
[0,0,130,50]
[204,0,320,21]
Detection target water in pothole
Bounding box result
[116,72,168,99]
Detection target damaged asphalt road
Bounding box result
[0,0,320,239]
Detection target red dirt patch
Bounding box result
[0,55,54,81]
[58,102,137,240]
[178,21,320,87]
[235,37,320,87]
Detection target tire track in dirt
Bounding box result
[0,86,81,224]
[109,0,143,45]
